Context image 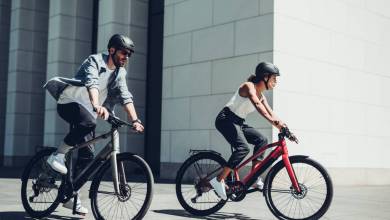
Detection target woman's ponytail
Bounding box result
[247,74,261,83]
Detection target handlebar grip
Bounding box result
[93,106,132,127]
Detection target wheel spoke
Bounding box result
[266,158,332,219]
[21,150,62,218]
[176,153,227,215]
[92,155,152,220]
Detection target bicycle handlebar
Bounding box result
[279,127,299,144]
[93,107,133,128]
[107,114,133,128]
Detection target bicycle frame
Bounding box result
[65,126,124,196]
[233,138,301,193]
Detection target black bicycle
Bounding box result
[21,114,154,220]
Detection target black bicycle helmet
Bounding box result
[255,62,280,79]
[254,62,280,89]
[107,34,135,52]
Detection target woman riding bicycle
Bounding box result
[210,62,287,200]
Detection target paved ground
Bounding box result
[0,177,389,220]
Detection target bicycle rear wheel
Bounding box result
[175,152,227,216]
[21,148,64,219]
[264,156,333,220]
[90,153,154,220]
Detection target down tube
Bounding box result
[244,156,279,189]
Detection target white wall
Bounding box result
[273,0,390,184]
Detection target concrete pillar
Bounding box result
[0,0,11,165]
[43,0,94,147]
[97,0,149,156]
[3,0,49,166]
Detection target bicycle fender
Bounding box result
[262,155,309,196]
[270,155,309,170]
[285,155,309,161]
[188,149,221,156]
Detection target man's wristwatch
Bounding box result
[132,119,142,124]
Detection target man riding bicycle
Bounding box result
[211,62,286,200]
[44,34,144,215]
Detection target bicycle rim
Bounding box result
[21,149,62,218]
[266,157,333,220]
[91,154,153,220]
[176,153,226,216]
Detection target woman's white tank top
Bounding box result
[225,89,256,119]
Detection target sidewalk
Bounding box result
[0,177,389,220]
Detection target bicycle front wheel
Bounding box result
[90,153,154,220]
[264,156,333,220]
[175,152,227,216]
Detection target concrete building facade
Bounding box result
[160,0,390,185]
[0,0,153,168]
[1,0,389,185]
[160,0,275,179]
[3,0,49,166]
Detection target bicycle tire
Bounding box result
[21,148,63,219]
[90,153,154,220]
[264,156,333,220]
[175,152,227,216]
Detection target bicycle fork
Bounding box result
[281,144,301,193]
[110,130,121,195]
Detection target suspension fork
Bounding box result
[281,143,301,193]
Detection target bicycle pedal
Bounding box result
[73,211,86,217]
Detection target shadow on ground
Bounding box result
[0,211,83,220]
[153,209,261,220]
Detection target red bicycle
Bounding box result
[175,127,333,220]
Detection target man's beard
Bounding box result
[112,56,125,68]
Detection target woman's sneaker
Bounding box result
[46,153,67,174]
[209,177,227,200]
[254,176,264,189]
[63,197,88,215]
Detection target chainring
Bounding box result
[227,181,246,202]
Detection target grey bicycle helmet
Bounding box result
[107,34,135,52]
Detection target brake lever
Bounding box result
[289,134,299,144]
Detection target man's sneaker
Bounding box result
[63,197,88,215]
[46,153,67,174]
[209,177,227,200]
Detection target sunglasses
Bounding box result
[118,49,133,57]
